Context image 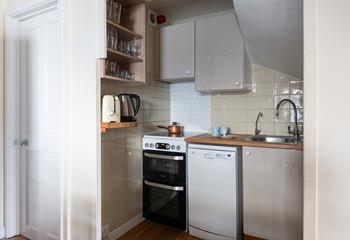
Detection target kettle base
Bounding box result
[121,116,136,122]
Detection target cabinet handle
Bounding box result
[246,151,251,155]
[186,70,192,75]
[235,82,241,86]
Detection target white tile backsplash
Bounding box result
[170,82,211,132]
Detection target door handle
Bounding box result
[19,138,29,146]
[144,153,184,161]
[144,180,184,191]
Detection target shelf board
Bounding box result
[107,48,143,63]
[101,74,145,85]
[118,0,144,7]
[101,122,137,133]
[107,20,143,39]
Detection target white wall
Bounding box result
[170,82,211,132]
[5,0,48,13]
[60,0,102,239]
[0,0,4,235]
[304,0,350,239]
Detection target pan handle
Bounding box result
[157,125,168,130]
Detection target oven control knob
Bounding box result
[155,143,159,148]
[176,145,181,150]
[150,143,154,148]
[145,143,149,148]
[171,145,176,150]
[166,145,170,150]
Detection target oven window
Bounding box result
[151,187,180,218]
[150,158,179,175]
[143,182,186,230]
[143,151,186,185]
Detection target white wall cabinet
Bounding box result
[243,147,303,240]
[159,22,195,82]
[195,13,251,92]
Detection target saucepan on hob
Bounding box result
[157,122,184,135]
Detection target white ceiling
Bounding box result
[146,0,234,22]
[232,0,303,78]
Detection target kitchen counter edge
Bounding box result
[185,134,304,150]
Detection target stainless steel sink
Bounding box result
[247,135,298,144]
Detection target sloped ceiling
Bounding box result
[146,0,234,22]
[232,0,303,78]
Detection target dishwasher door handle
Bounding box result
[144,180,184,191]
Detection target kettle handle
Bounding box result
[130,94,141,115]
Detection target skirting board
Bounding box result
[109,213,144,240]
[0,227,5,239]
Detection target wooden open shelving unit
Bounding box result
[101,122,137,133]
[99,2,146,85]
[100,1,147,134]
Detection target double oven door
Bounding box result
[143,150,186,230]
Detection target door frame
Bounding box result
[4,0,58,237]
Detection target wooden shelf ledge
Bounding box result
[107,48,143,63]
[107,20,143,39]
[101,74,145,85]
[101,122,137,133]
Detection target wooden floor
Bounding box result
[118,221,264,240]
[118,221,199,240]
[3,223,263,240]
[3,236,28,240]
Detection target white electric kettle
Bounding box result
[102,95,121,123]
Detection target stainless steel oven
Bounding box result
[142,147,187,230]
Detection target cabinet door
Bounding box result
[243,147,303,240]
[159,22,195,81]
[195,13,245,92]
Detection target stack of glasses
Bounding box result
[107,0,122,24]
[105,60,135,80]
[107,28,142,57]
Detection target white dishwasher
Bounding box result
[188,144,243,240]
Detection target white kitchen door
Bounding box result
[19,9,61,240]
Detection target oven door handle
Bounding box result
[144,152,184,161]
[144,180,184,191]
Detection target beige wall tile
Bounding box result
[260,82,275,96]
[274,71,291,82]
[260,96,275,109]
[247,96,260,109]
[260,68,274,83]
[252,70,261,84]
[210,65,304,136]
[274,82,290,95]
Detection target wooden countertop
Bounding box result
[185,134,303,150]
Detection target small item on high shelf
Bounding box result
[107,27,142,58]
[107,28,119,50]
[105,60,135,80]
[106,0,122,24]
